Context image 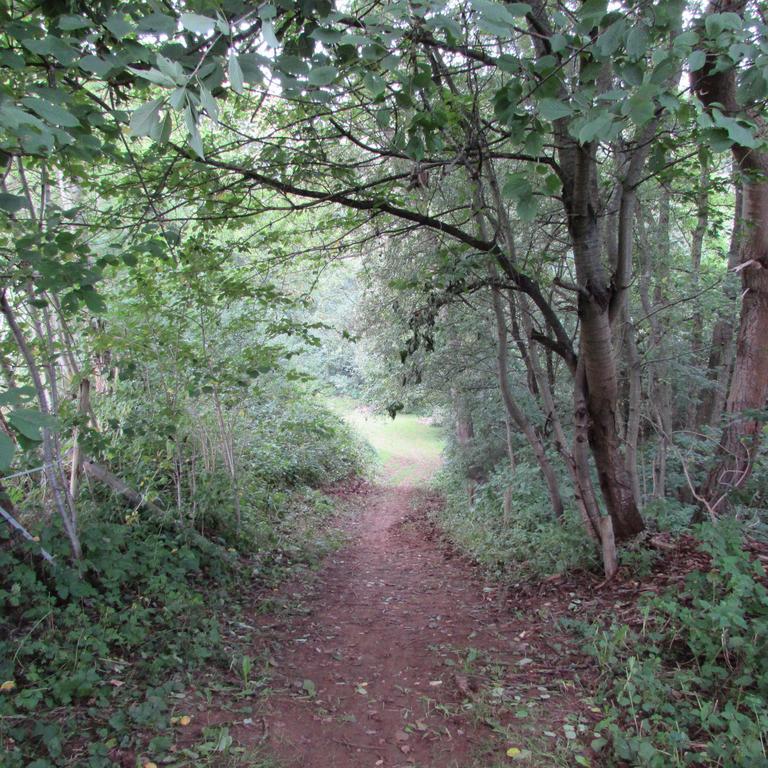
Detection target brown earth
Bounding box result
[233,475,600,768]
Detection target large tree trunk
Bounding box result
[693,0,768,510]
[701,174,768,508]
[567,145,645,539]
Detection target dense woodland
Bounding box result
[1,0,768,765]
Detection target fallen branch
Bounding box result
[0,503,55,563]
[82,460,164,515]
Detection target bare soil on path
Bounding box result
[243,459,598,768]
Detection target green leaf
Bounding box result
[308,65,337,86]
[502,172,532,200]
[136,13,177,36]
[199,86,219,121]
[262,20,279,49]
[22,36,78,65]
[705,12,742,37]
[21,98,81,128]
[627,95,655,127]
[517,194,538,222]
[129,98,164,137]
[186,109,205,159]
[0,193,27,213]
[595,19,626,57]
[127,66,177,87]
[104,13,133,39]
[228,54,244,94]
[538,98,572,121]
[471,0,529,34]
[578,112,615,143]
[181,13,217,35]
[8,409,58,441]
[59,15,90,31]
[688,50,707,72]
[0,387,36,407]
[0,432,14,471]
[626,26,648,60]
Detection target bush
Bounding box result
[588,523,768,767]
[434,459,597,580]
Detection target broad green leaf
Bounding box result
[180,13,217,35]
[502,172,532,200]
[185,105,205,158]
[578,112,615,143]
[688,50,707,72]
[0,387,35,407]
[595,19,626,57]
[627,95,655,127]
[705,12,742,37]
[538,98,572,121]
[262,20,279,49]
[127,66,177,87]
[0,432,14,471]
[79,55,114,77]
[58,15,90,31]
[22,36,78,65]
[104,13,133,39]
[228,54,244,94]
[8,409,58,441]
[21,98,81,128]
[517,194,538,222]
[0,193,27,213]
[136,13,177,36]
[169,87,187,110]
[129,98,164,137]
[308,65,337,86]
[626,27,648,60]
[199,86,219,121]
[156,55,186,85]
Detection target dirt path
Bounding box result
[244,461,597,767]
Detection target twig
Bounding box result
[0,504,55,563]
[331,738,383,752]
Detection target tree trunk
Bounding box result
[693,0,768,510]
[696,182,742,427]
[701,175,768,508]
[490,278,564,520]
[0,290,81,559]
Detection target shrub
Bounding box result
[435,460,597,580]
[588,523,768,767]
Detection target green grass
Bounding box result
[326,396,445,486]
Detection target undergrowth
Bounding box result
[434,460,597,580]
[585,523,768,767]
[0,396,367,767]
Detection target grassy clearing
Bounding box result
[326,396,445,485]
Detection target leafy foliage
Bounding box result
[587,524,768,766]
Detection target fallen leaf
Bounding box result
[1,680,16,692]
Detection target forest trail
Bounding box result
[236,410,597,768]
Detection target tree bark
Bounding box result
[489,276,565,519]
[696,182,742,427]
[693,0,768,510]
